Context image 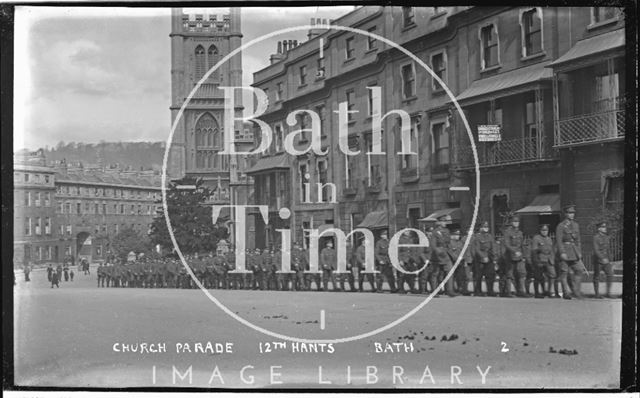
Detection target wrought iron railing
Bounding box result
[556,108,625,147]
[455,135,554,169]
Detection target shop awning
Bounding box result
[245,154,290,175]
[549,28,624,68]
[515,194,561,215]
[356,210,388,229]
[453,62,552,105]
[419,208,461,222]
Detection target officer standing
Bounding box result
[375,230,397,293]
[430,215,456,297]
[556,204,585,299]
[502,215,528,297]
[320,240,338,291]
[592,221,614,298]
[531,224,555,298]
[472,221,496,296]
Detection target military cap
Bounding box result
[539,223,550,230]
[563,204,576,213]
[451,229,461,235]
[510,214,520,222]
[596,221,607,228]
[480,220,490,228]
[437,214,451,222]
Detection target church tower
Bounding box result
[168,7,246,200]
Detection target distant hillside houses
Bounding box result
[43,141,167,172]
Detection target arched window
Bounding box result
[208,45,220,80]
[195,45,206,79]
[195,113,218,169]
[213,152,220,169]
[213,128,220,147]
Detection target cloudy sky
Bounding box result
[14,6,355,151]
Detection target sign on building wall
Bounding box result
[478,125,501,142]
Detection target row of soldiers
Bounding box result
[96,204,614,299]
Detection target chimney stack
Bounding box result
[270,41,285,64]
[308,18,330,40]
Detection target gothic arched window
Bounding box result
[213,128,220,148]
[195,45,206,79]
[195,113,218,169]
[208,45,220,80]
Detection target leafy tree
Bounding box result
[149,177,229,256]
[110,227,150,262]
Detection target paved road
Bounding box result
[13,269,621,389]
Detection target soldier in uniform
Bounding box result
[450,229,473,295]
[396,230,414,294]
[272,247,284,290]
[259,248,272,290]
[304,244,322,291]
[226,249,241,290]
[290,242,307,291]
[531,224,555,298]
[320,240,338,291]
[472,221,496,296]
[51,266,60,288]
[556,204,585,299]
[502,215,528,297]
[213,251,227,289]
[355,237,376,292]
[244,249,255,289]
[97,263,105,287]
[164,259,175,288]
[375,230,397,293]
[416,226,433,294]
[105,263,113,287]
[430,215,456,297]
[337,240,356,292]
[592,221,614,298]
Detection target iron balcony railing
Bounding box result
[555,107,625,147]
[455,135,555,169]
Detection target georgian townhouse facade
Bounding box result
[247,6,627,267]
[13,150,163,267]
